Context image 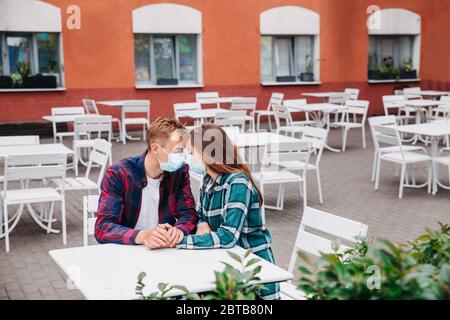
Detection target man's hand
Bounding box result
[196,222,212,235]
[136,225,170,249]
[164,225,184,248]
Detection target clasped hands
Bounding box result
[136,224,184,249]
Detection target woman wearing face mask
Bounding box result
[177,124,279,300]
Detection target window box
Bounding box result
[0,76,12,89]
[23,75,57,89]
[276,76,296,82]
[299,73,314,82]
[156,78,179,86]
[399,70,417,80]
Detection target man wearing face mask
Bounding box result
[95,117,198,249]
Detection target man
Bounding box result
[95,117,198,249]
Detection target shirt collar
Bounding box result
[138,150,168,187]
[203,173,225,193]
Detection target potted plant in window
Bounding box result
[378,56,396,80]
[399,59,417,79]
[368,51,382,80]
[10,73,23,88]
[299,54,315,82]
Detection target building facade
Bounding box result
[0,0,449,127]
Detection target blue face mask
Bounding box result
[185,154,206,175]
[158,150,185,172]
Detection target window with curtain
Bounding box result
[369,35,415,69]
[134,34,198,85]
[261,35,315,82]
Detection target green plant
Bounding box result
[47,60,59,74]
[298,223,450,300]
[17,61,31,79]
[305,54,314,73]
[135,249,263,300]
[10,73,23,87]
[401,59,414,72]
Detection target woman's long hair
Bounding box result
[189,124,263,206]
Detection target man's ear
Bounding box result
[149,142,159,154]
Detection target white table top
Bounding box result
[0,143,74,157]
[229,132,302,148]
[97,100,143,107]
[42,114,98,123]
[404,99,445,107]
[302,92,340,98]
[49,244,292,300]
[177,108,233,119]
[419,91,450,96]
[288,103,346,113]
[396,123,450,137]
[198,97,243,104]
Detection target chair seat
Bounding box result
[381,151,431,164]
[2,188,61,205]
[434,156,450,166]
[74,139,95,148]
[332,122,363,129]
[380,145,423,153]
[253,170,303,184]
[52,177,97,190]
[253,110,274,116]
[280,282,306,300]
[278,126,305,133]
[123,118,149,125]
[274,160,317,171]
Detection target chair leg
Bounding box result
[61,198,67,245]
[375,156,381,190]
[122,123,126,145]
[83,197,88,247]
[3,203,10,252]
[371,152,378,182]
[74,148,79,176]
[342,128,348,152]
[268,115,273,131]
[399,164,406,199]
[302,179,307,209]
[362,127,366,149]
[316,168,323,204]
[256,114,261,132]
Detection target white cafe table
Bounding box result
[302,92,341,101]
[176,108,234,122]
[198,97,244,105]
[418,91,449,99]
[49,244,293,300]
[42,114,99,123]
[404,99,445,124]
[228,132,301,149]
[97,100,144,107]
[396,122,450,194]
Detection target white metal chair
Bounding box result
[173,102,201,126]
[368,116,422,183]
[332,100,370,152]
[1,153,68,252]
[196,92,220,108]
[83,195,99,246]
[82,99,122,141]
[281,206,368,300]
[53,139,111,195]
[432,148,450,193]
[329,93,351,125]
[214,111,247,132]
[373,125,432,198]
[382,95,415,125]
[403,87,422,100]
[274,127,327,204]
[344,88,360,100]
[73,116,112,176]
[51,107,85,143]
[430,96,450,121]
[272,104,309,137]
[253,141,311,221]
[253,92,284,131]
[121,100,150,144]
[230,98,257,132]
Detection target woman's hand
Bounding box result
[196,222,212,235]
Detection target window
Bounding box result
[261,36,314,82]
[132,4,202,87]
[367,9,420,81]
[134,34,198,85]
[0,32,62,86]
[260,6,320,84]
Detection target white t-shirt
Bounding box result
[135,175,162,231]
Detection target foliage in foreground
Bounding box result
[298,223,450,300]
[135,249,263,300]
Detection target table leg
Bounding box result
[323,113,341,153]
[431,137,439,195]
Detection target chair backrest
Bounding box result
[344,88,360,100]
[122,100,150,119]
[230,98,257,114]
[328,93,349,105]
[382,95,405,116]
[51,107,85,116]
[282,99,307,107]
[287,206,368,273]
[173,102,201,120]
[342,100,369,124]
[85,139,112,188]
[82,99,100,115]
[196,92,220,105]
[394,89,403,96]
[214,111,247,131]
[403,87,422,99]
[268,92,284,110]
[261,140,311,174]
[0,136,40,147]
[74,115,112,142]
[437,96,450,117]
[301,126,327,165]
[368,116,397,150]
[83,195,100,246]
[272,104,293,128]
[3,153,67,192]
[372,124,403,155]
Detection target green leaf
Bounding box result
[158,282,169,292]
[137,271,146,283]
[245,258,260,268]
[244,249,252,258]
[440,264,450,283]
[227,251,243,263]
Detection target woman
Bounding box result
[176,124,279,300]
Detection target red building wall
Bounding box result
[1,0,450,124]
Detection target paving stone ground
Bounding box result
[0,126,449,299]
